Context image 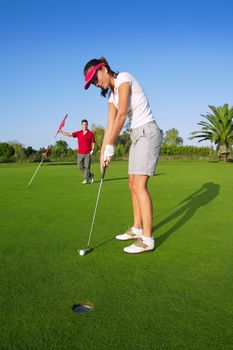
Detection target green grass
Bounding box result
[0,160,233,350]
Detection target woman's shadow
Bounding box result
[154,182,220,249]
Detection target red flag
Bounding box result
[54,114,68,138]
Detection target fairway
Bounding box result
[0,160,233,350]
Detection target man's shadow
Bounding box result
[154,182,220,249]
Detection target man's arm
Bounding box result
[90,142,95,155]
[60,130,73,137]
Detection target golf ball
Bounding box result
[79,250,85,256]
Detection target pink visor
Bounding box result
[84,62,105,89]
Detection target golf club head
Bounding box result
[78,248,92,256]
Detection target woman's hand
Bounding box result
[100,144,114,170]
[103,144,115,166]
[100,150,106,172]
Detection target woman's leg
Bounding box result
[128,174,142,229]
[115,174,143,241]
[124,173,154,253]
[131,174,152,237]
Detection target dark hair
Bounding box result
[81,119,88,124]
[84,57,118,97]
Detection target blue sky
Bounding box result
[1,0,233,149]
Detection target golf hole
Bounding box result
[72,303,93,314]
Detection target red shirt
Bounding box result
[72,130,95,154]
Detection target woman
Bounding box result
[84,57,163,254]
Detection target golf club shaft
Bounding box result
[87,166,106,247]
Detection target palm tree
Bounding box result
[189,104,233,162]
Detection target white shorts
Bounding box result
[128,121,163,176]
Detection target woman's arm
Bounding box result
[107,82,130,144]
[101,82,130,167]
[102,103,118,148]
[103,83,130,166]
[100,102,117,166]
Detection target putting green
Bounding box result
[0,160,232,349]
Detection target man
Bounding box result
[60,119,95,184]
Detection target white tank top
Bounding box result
[108,72,155,129]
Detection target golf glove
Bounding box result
[104,144,115,161]
[90,150,94,155]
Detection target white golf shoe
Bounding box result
[82,179,89,184]
[116,228,142,241]
[123,237,155,254]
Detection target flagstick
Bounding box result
[27,137,54,187]
[27,157,46,187]
[27,114,68,187]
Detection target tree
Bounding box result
[163,128,183,146]
[90,124,105,154]
[25,146,37,158]
[115,131,131,157]
[0,142,15,160]
[52,140,69,158]
[8,140,26,160]
[189,104,233,162]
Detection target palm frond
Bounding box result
[189,104,233,148]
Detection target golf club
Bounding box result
[78,165,106,256]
